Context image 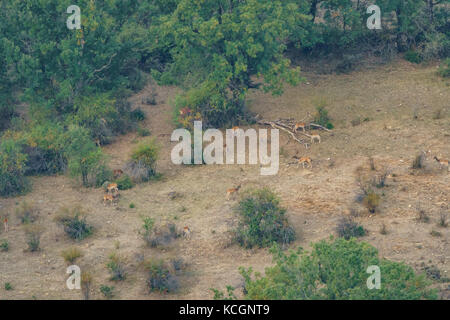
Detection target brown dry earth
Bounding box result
[0,59,448,299]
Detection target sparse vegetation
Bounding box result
[115,174,134,190]
[313,104,334,130]
[107,253,127,281]
[234,188,295,249]
[61,247,83,264]
[55,207,93,241]
[380,223,388,235]
[146,260,180,294]
[336,217,366,240]
[24,225,43,252]
[81,272,93,300]
[15,202,39,224]
[417,208,430,223]
[0,139,29,197]
[100,285,115,299]
[362,191,381,214]
[438,212,448,228]
[125,140,159,183]
[0,239,8,252]
[412,153,426,169]
[4,282,13,291]
[430,230,442,237]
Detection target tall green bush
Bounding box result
[0,139,29,197]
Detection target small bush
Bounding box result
[362,191,381,214]
[115,174,134,190]
[15,202,39,224]
[438,58,450,78]
[24,225,43,252]
[0,239,9,252]
[313,105,333,129]
[129,203,135,209]
[438,212,448,228]
[81,271,93,300]
[130,108,146,121]
[404,50,423,64]
[4,283,13,291]
[125,140,159,183]
[412,153,426,169]
[143,223,179,248]
[137,126,151,137]
[430,230,442,237]
[234,188,295,249]
[336,217,366,240]
[61,247,83,264]
[379,223,388,235]
[146,260,180,294]
[56,207,93,241]
[107,253,127,281]
[0,139,29,197]
[100,285,115,299]
[417,208,430,223]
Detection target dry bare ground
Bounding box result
[0,59,448,299]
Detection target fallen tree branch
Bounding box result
[257,119,309,149]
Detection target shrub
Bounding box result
[24,225,43,252]
[438,58,450,78]
[412,153,426,169]
[130,108,146,121]
[107,253,127,281]
[56,207,93,241]
[313,105,333,129]
[61,247,83,264]
[237,238,437,300]
[129,203,135,209]
[115,174,134,190]
[15,202,39,224]
[65,125,111,187]
[126,140,159,183]
[336,217,366,240]
[100,285,115,299]
[362,190,380,214]
[143,222,179,248]
[137,126,151,137]
[4,283,13,291]
[438,212,448,228]
[404,50,423,64]
[81,272,93,300]
[146,260,180,294]
[417,208,430,223]
[0,239,9,252]
[234,188,295,249]
[0,139,29,197]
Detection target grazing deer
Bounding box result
[3,217,8,233]
[107,183,119,194]
[103,194,115,206]
[183,226,191,239]
[297,157,312,169]
[310,134,321,144]
[113,169,123,178]
[434,156,449,170]
[293,122,306,132]
[226,184,241,200]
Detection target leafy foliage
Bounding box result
[234,188,295,249]
[238,238,437,300]
[0,139,29,197]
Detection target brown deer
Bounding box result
[183,226,191,239]
[107,183,119,194]
[434,156,449,170]
[226,184,241,200]
[297,157,312,169]
[293,122,306,132]
[103,194,115,206]
[3,217,8,233]
[310,134,321,144]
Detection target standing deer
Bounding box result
[293,122,306,132]
[310,134,321,144]
[103,194,115,206]
[226,184,241,200]
[297,157,312,169]
[183,226,191,239]
[434,156,449,170]
[3,217,8,233]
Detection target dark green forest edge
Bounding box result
[0,0,448,299]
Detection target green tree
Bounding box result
[0,139,29,197]
[65,125,110,187]
[155,0,303,127]
[237,237,437,300]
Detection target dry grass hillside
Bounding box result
[0,58,449,299]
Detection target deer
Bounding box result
[3,217,8,233]
[434,156,449,170]
[95,139,101,147]
[183,226,191,239]
[107,183,119,195]
[226,184,241,200]
[310,134,321,144]
[293,122,306,132]
[297,157,312,169]
[179,107,192,116]
[103,194,115,206]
